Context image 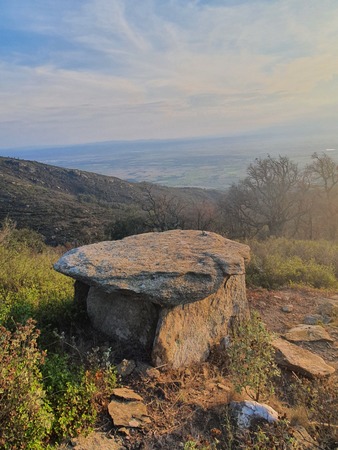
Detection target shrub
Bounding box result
[0,238,73,335]
[0,319,53,449]
[246,238,338,289]
[42,353,96,440]
[0,219,46,252]
[42,350,117,441]
[227,312,280,402]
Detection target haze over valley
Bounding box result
[2,133,337,189]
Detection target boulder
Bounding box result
[284,325,333,343]
[54,230,250,306]
[229,401,279,429]
[272,338,335,378]
[54,230,250,368]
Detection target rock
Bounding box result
[216,383,229,391]
[135,361,160,379]
[87,286,159,353]
[116,359,136,377]
[272,338,335,378]
[70,432,125,450]
[54,230,250,307]
[318,299,338,319]
[74,280,90,309]
[229,401,279,429]
[284,325,333,343]
[152,274,248,368]
[54,230,250,368]
[112,388,143,402]
[108,388,150,428]
[302,314,326,325]
[281,304,294,313]
[108,400,150,428]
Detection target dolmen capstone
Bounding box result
[54,230,250,368]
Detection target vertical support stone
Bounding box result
[151,274,248,368]
[87,287,160,355]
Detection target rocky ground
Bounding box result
[61,288,338,450]
[248,288,338,371]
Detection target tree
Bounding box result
[223,155,306,238]
[141,185,186,232]
[305,152,338,240]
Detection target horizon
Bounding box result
[1,1,338,149]
[2,133,337,190]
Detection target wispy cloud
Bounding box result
[1,0,338,147]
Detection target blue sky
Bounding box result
[1,0,338,148]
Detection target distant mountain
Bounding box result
[0,157,222,245]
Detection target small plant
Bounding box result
[0,319,53,449]
[183,440,215,450]
[240,418,298,450]
[227,312,280,402]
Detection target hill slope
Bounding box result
[0,157,222,245]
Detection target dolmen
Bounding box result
[54,230,250,368]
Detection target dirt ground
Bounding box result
[248,288,338,370]
[66,288,338,450]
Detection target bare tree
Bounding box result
[305,152,338,240]
[223,155,307,238]
[141,185,186,231]
[185,199,219,231]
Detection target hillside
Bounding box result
[0,157,223,245]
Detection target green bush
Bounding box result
[42,352,117,441]
[0,218,47,252]
[0,319,53,449]
[227,312,280,402]
[0,239,74,333]
[246,238,338,289]
[42,354,97,440]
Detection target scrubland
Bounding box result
[0,222,337,449]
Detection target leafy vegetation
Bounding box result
[246,237,338,289]
[227,312,280,402]
[0,220,74,333]
[0,224,117,448]
[0,320,53,450]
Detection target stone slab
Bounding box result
[54,230,250,306]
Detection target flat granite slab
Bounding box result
[54,230,250,307]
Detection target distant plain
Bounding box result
[2,133,337,189]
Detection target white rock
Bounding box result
[230,401,279,429]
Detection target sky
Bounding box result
[1,0,338,149]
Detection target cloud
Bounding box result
[1,0,338,147]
